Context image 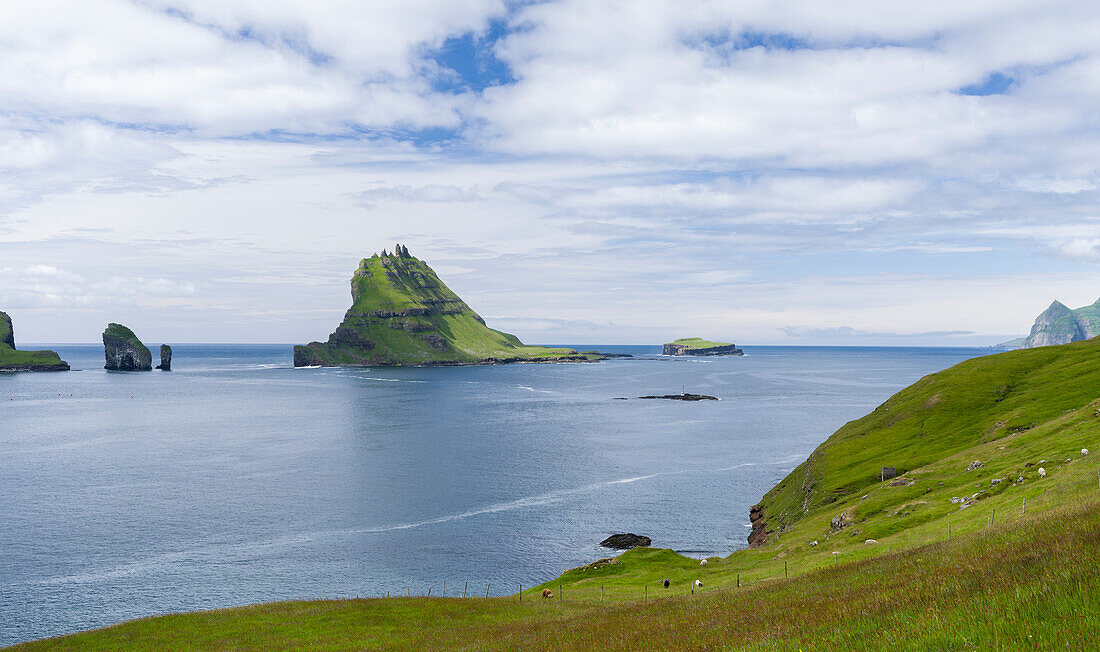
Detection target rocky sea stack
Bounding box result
[0,311,70,372]
[156,344,172,370]
[103,323,152,371]
[294,245,605,367]
[662,337,744,356]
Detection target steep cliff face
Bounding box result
[0,310,70,371]
[1,311,14,349]
[294,245,603,367]
[157,344,172,370]
[103,323,152,371]
[1018,299,1100,348]
[662,338,744,356]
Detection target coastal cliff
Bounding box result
[0,311,70,372]
[662,337,743,356]
[294,245,603,367]
[103,323,152,371]
[998,298,1100,349]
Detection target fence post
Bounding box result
[601,586,604,601]
[784,561,787,579]
[991,508,995,526]
[442,580,445,597]
[1022,498,1026,515]
[519,584,522,602]
[948,521,951,541]
[644,585,647,601]
[463,581,467,598]
[427,588,431,597]
[485,584,490,598]
[736,573,739,587]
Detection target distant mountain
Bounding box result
[998,298,1100,349]
[294,245,604,367]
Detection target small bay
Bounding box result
[0,344,984,645]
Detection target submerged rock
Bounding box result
[638,393,718,401]
[103,323,152,371]
[599,533,651,549]
[156,344,172,370]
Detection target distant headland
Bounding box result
[0,310,69,372]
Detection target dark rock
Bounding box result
[156,344,172,370]
[748,505,770,548]
[102,323,152,371]
[600,533,651,549]
[638,393,718,401]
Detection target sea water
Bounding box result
[0,344,985,645]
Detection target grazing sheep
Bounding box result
[1038,467,1047,478]
[542,589,553,599]
[865,539,878,545]
[700,559,708,566]
[663,579,670,588]
[694,579,703,587]
[1083,448,1089,456]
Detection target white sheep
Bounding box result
[865,539,878,545]
[694,579,703,587]
[1038,467,1047,478]
[1082,448,1089,456]
[699,559,708,566]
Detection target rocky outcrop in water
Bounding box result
[0,310,70,372]
[662,338,744,356]
[639,393,718,401]
[294,245,605,367]
[156,344,172,370]
[103,323,152,371]
[600,533,652,549]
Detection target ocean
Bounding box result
[0,344,986,645]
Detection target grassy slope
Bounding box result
[12,342,1100,649]
[667,337,733,349]
[298,253,595,366]
[756,338,1100,536]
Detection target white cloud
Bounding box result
[2,1,1100,344]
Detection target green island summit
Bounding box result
[662,337,744,356]
[0,310,69,372]
[294,245,604,367]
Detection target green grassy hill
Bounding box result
[11,341,1100,649]
[0,311,69,372]
[294,246,600,366]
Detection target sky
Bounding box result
[1,1,1099,345]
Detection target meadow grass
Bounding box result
[13,494,1097,650]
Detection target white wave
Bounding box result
[31,456,801,588]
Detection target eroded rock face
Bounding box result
[156,344,172,370]
[662,343,744,356]
[599,533,652,549]
[748,505,770,548]
[103,323,152,371]
[1,311,14,349]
